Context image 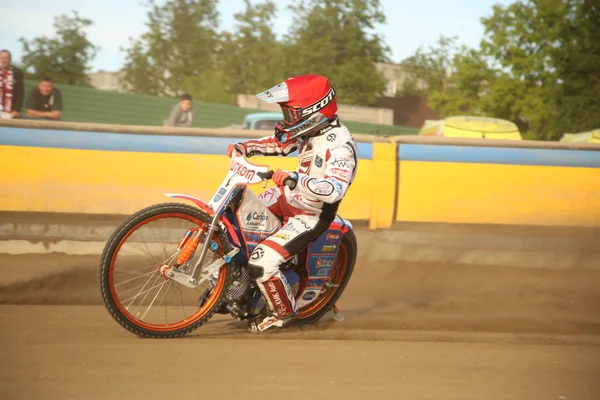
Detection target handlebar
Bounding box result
[256,170,274,181]
[233,144,245,156]
[257,170,297,189]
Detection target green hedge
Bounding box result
[22,80,417,136]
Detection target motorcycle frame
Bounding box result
[164,153,271,284]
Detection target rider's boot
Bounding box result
[247,311,296,333]
[247,271,297,333]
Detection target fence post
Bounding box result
[369,142,397,229]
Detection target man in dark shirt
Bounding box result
[0,49,25,118]
[25,76,63,120]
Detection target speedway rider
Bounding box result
[227,74,358,333]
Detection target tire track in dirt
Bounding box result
[2,254,599,338]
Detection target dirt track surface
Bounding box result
[1,254,600,399]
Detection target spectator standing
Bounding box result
[0,49,25,119]
[25,76,63,120]
[165,93,195,127]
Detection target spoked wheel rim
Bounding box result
[108,213,227,331]
[296,243,348,319]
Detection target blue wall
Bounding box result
[0,127,374,159]
[398,144,600,168]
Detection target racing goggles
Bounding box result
[280,106,302,126]
[274,113,329,143]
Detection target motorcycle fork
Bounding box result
[188,182,244,283]
[175,226,205,267]
[188,211,222,283]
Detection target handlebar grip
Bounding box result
[284,177,297,190]
[257,170,296,189]
[257,170,274,180]
[233,144,245,156]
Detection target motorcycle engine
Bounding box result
[225,266,253,303]
[224,261,302,319]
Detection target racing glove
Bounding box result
[273,170,298,188]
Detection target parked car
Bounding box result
[234,112,283,130]
[419,116,522,140]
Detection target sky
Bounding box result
[0,0,515,73]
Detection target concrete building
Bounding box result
[375,62,429,97]
[87,71,128,92]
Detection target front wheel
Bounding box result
[294,229,357,325]
[98,203,233,338]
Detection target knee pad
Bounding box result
[247,264,264,280]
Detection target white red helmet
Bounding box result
[256,74,338,143]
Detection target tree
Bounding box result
[401,0,600,140]
[398,35,463,97]
[219,0,286,96]
[398,35,499,118]
[479,0,567,139]
[284,0,390,106]
[428,48,494,116]
[19,12,98,86]
[120,0,224,101]
[553,0,600,135]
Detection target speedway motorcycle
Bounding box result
[98,152,357,338]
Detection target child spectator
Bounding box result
[165,93,195,127]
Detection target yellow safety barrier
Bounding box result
[395,161,600,227]
[2,119,600,230]
[1,144,391,226]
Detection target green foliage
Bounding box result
[219,0,286,96]
[119,0,392,106]
[120,0,221,100]
[28,0,393,108]
[479,0,566,139]
[19,11,98,86]
[182,69,237,104]
[429,49,493,116]
[401,0,600,140]
[398,35,462,97]
[283,0,390,105]
[553,0,600,135]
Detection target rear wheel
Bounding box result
[294,230,357,325]
[98,203,233,338]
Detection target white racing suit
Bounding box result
[239,117,358,323]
